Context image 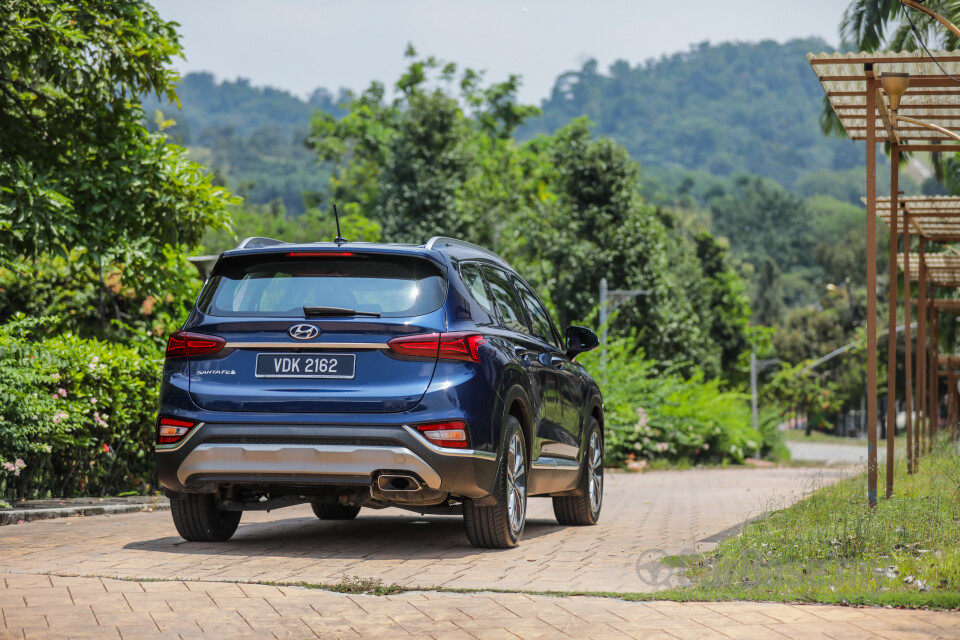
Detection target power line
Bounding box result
[903,2,960,86]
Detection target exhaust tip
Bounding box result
[377,474,422,492]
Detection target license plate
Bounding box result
[255,353,356,379]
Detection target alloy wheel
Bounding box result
[505,431,526,533]
[588,430,603,515]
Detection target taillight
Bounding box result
[157,417,197,445]
[417,421,470,448]
[388,332,486,362]
[165,331,225,359]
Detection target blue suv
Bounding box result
[156,236,603,548]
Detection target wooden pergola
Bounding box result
[894,246,960,466]
[809,50,960,505]
[938,354,960,442]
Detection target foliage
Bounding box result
[200,202,381,255]
[669,438,960,607]
[524,39,862,190]
[0,249,203,339]
[0,0,236,299]
[579,336,784,466]
[308,52,757,378]
[0,317,163,501]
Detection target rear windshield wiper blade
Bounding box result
[303,305,381,318]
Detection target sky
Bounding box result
[152,0,847,104]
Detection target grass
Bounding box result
[659,438,960,608]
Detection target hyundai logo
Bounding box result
[288,324,320,340]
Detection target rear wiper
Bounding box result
[303,305,381,318]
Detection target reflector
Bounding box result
[417,420,470,448]
[157,417,197,444]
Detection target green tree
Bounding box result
[308,52,757,378]
[0,1,236,301]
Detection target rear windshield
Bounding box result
[197,254,447,318]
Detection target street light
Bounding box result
[880,72,909,126]
[599,278,651,368]
[750,353,780,436]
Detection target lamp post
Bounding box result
[599,278,650,368]
[750,353,780,435]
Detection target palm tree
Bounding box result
[840,0,960,52]
[823,1,960,188]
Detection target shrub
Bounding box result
[0,248,202,341]
[580,336,786,466]
[0,316,162,501]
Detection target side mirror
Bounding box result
[565,325,600,360]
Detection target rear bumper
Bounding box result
[176,443,444,488]
[156,421,498,499]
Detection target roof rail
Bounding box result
[424,236,507,263]
[235,236,287,250]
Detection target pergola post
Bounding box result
[948,367,958,441]
[887,152,900,489]
[865,71,879,507]
[930,285,939,447]
[904,208,915,473]
[917,244,928,461]
[886,151,898,497]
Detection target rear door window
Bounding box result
[482,266,530,334]
[197,254,447,318]
[513,278,561,348]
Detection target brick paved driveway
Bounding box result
[3,466,958,638]
[2,572,958,640]
[0,468,839,593]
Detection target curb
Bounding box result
[0,500,169,526]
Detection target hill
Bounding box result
[147,38,869,215]
[524,38,860,189]
[141,73,347,215]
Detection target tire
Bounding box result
[311,501,361,520]
[553,418,603,526]
[170,493,242,542]
[463,415,527,549]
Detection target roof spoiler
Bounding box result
[235,237,287,250]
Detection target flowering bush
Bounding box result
[0,316,163,501]
[579,336,786,466]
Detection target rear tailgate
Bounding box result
[184,250,447,413]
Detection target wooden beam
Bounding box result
[843,115,960,122]
[877,91,899,145]
[829,89,960,96]
[898,144,960,152]
[835,105,960,112]
[933,299,960,311]
[821,76,960,87]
